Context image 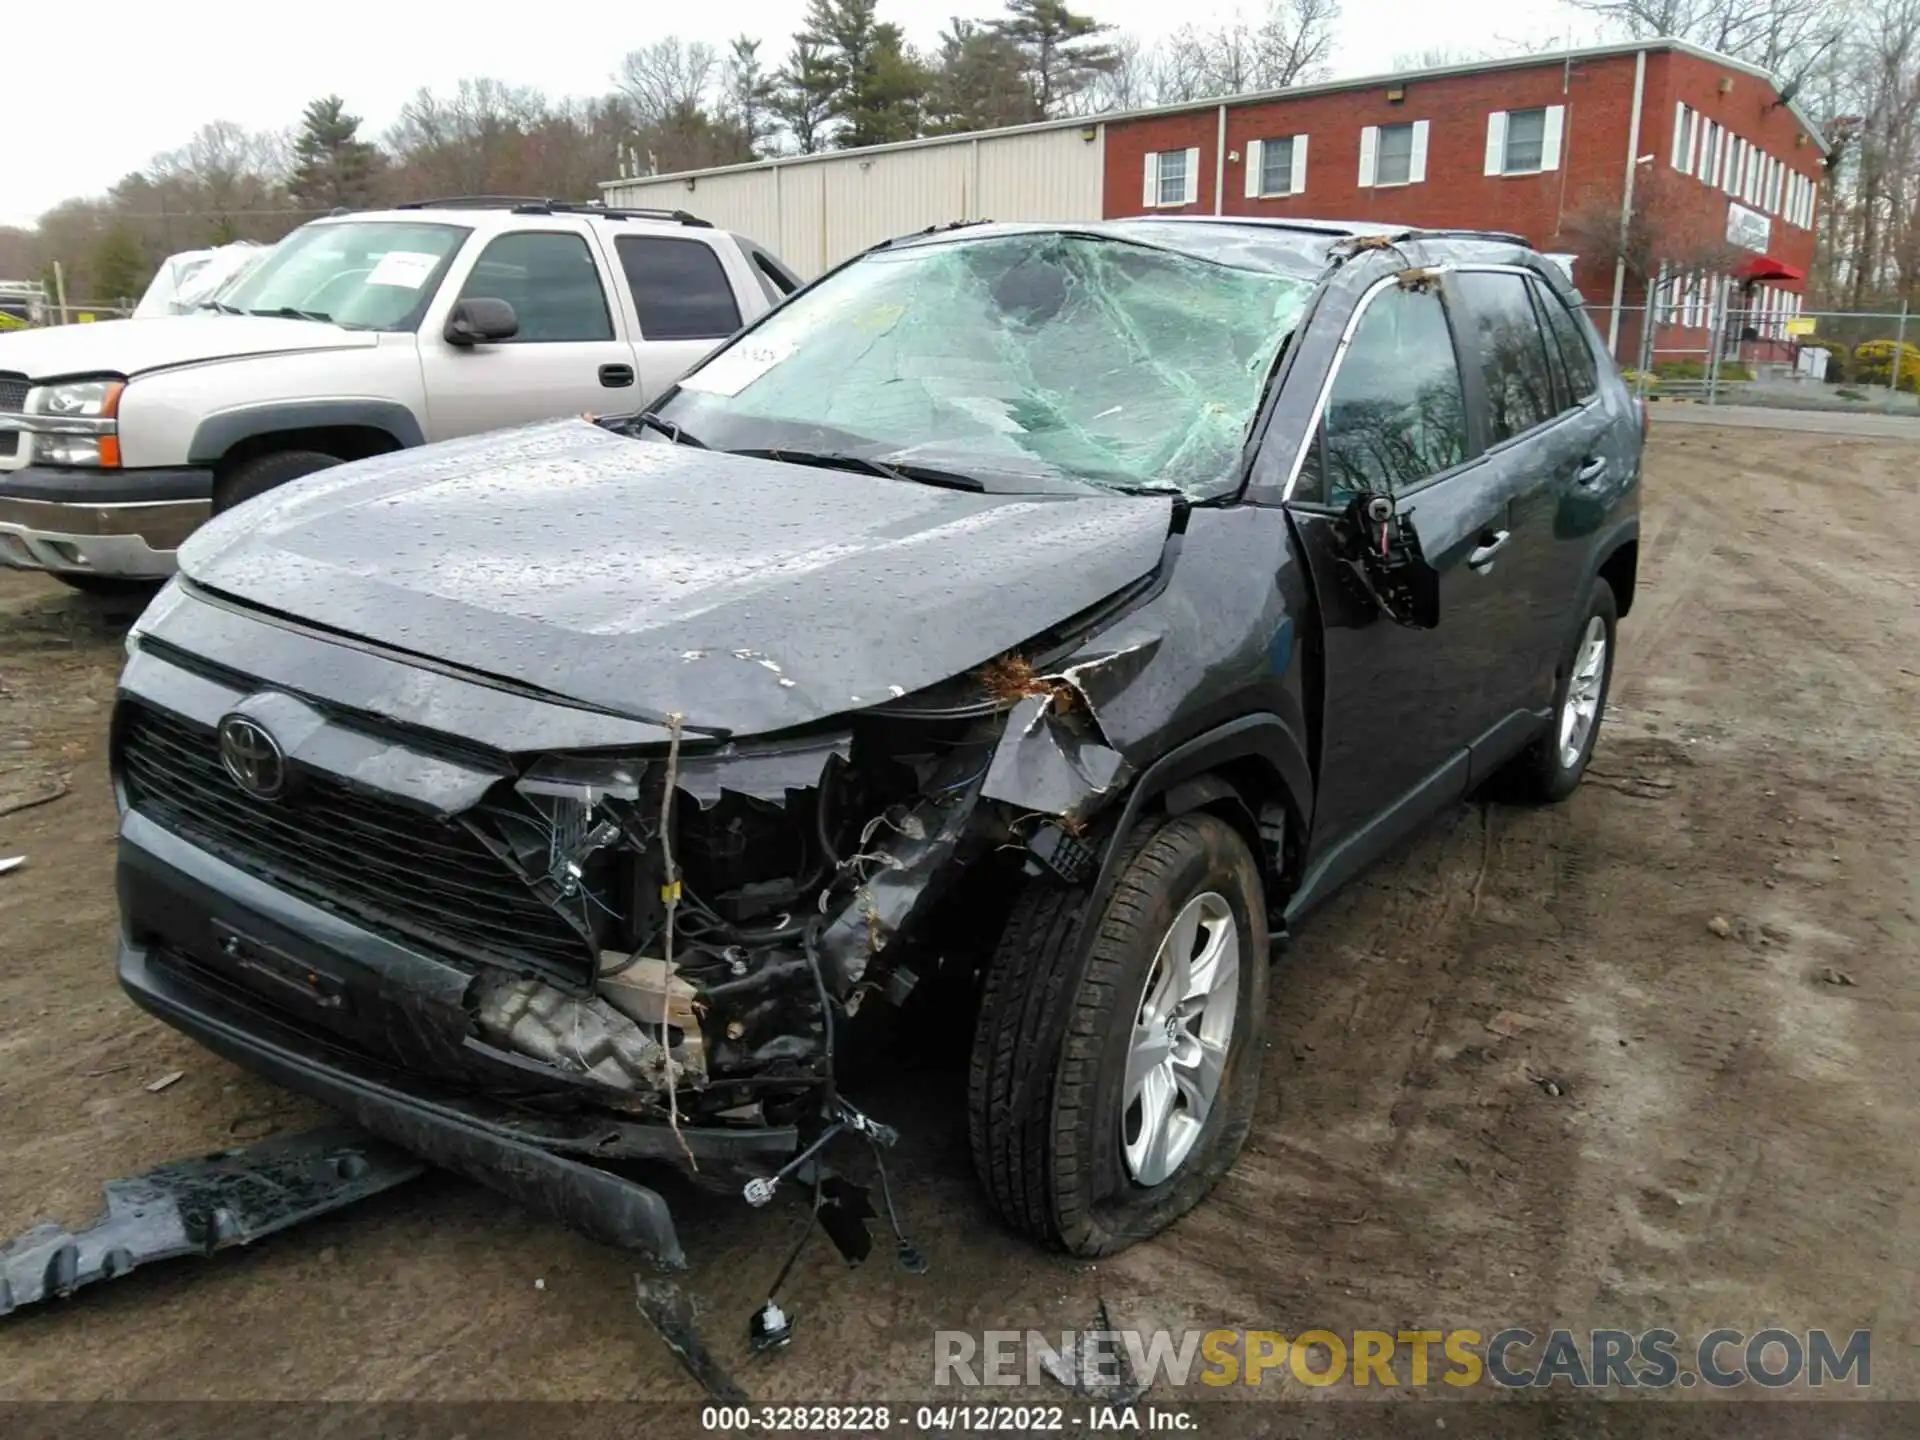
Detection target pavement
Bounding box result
[1651,401,1920,438]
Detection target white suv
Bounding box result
[0,199,800,590]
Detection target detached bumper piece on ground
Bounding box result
[0,1125,421,1318]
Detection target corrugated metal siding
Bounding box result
[604,127,1104,278]
[976,127,1105,223]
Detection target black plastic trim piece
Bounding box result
[0,465,213,504]
[187,401,425,465]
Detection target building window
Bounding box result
[1486,106,1563,175]
[1672,103,1694,171]
[1246,135,1308,197]
[1143,147,1200,208]
[1360,121,1428,187]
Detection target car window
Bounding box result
[1303,284,1470,506]
[655,232,1316,499]
[457,231,613,343]
[745,244,800,303]
[616,236,743,340]
[1535,280,1601,403]
[1454,270,1558,443]
[218,220,468,331]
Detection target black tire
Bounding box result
[968,812,1269,1256]
[51,573,160,600]
[1504,577,1619,803]
[214,449,340,514]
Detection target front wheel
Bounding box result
[1504,577,1618,802]
[52,573,161,600]
[968,812,1269,1256]
[213,449,340,514]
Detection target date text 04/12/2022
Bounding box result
[699,1404,1199,1431]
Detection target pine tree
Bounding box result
[91,227,148,302]
[990,0,1118,115]
[926,20,1042,134]
[723,36,780,159]
[773,36,840,153]
[288,96,386,211]
[795,0,928,149]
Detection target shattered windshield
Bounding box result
[652,232,1316,498]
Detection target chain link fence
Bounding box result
[1581,287,1918,417]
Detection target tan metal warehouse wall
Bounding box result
[603,123,1107,278]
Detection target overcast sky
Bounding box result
[3,0,1592,229]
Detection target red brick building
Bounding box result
[607,39,1827,367]
[1102,41,1829,364]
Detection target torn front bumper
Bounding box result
[117,814,801,1269]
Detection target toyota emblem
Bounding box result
[218,714,288,799]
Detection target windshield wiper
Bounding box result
[250,305,333,323]
[631,412,706,448]
[730,448,985,492]
[197,300,245,315]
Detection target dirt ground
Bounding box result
[1,423,1916,1404]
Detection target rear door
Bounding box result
[1447,268,1610,776]
[1283,276,1525,884]
[610,234,748,400]
[418,224,639,440]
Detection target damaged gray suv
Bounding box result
[112,218,1641,1266]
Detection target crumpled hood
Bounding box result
[179,420,1173,735]
[0,315,377,381]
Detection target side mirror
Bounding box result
[1337,490,1440,630]
[444,297,518,346]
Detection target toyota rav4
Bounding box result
[110,218,1641,1266]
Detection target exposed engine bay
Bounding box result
[455,656,1134,1136]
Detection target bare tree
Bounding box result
[614,39,723,129]
[1565,0,1850,89]
[1158,0,1341,103]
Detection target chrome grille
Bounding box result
[0,375,27,414]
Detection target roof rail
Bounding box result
[395,197,712,228]
[1403,227,1533,247]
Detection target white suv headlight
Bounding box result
[29,376,124,466]
[40,379,124,418]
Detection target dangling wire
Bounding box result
[658,712,695,1169]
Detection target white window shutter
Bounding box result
[1409,120,1430,184]
[1542,105,1565,171]
[1182,147,1200,205]
[1697,121,1713,181]
[1485,111,1508,175]
[1686,113,1699,173]
[1714,130,1728,188]
[1291,134,1309,194]
[1142,152,1160,208]
[1245,139,1263,198]
[1672,103,1686,168]
[1358,126,1379,187]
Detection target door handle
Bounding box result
[599,363,635,388]
[1467,529,1510,570]
[1575,456,1608,486]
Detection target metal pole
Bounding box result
[1607,50,1649,356]
[1706,279,1724,406]
[1892,299,1910,407]
[52,261,68,326]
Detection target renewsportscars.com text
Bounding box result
[933,1327,1871,1390]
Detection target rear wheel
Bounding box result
[1504,578,1618,802]
[214,449,340,513]
[968,812,1268,1255]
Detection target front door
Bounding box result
[1283,277,1531,897]
[418,227,639,440]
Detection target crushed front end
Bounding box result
[109,579,1143,1267]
